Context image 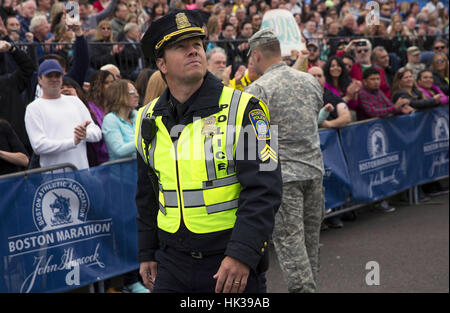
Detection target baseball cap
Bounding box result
[38,59,63,76]
[307,40,320,49]
[247,28,279,56]
[407,46,420,56]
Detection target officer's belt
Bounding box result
[189,249,226,259]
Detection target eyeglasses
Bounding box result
[434,45,446,51]
[357,49,369,53]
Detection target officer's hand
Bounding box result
[140,261,158,292]
[213,256,249,293]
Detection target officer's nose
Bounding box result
[187,44,198,57]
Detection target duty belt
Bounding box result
[190,249,226,259]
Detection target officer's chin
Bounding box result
[184,68,207,83]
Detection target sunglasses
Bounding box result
[101,27,111,30]
[308,47,318,52]
[128,90,138,95]
[434,46,445,50]
[434,59,446,64]
[357,49,369,53]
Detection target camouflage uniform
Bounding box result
[245,60,325,293]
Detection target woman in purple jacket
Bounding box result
[85,70,115,166]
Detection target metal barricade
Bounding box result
[0,163,78,180]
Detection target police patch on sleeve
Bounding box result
[249,109,271,141]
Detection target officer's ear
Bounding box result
[156,57,167,75]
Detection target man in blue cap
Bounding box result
[136,9,282,293]
[24,60,102,170]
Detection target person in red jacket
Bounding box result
[347,39,391,100]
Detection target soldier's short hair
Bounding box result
[255,41,281,59]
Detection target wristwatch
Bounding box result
[8,44,16,53]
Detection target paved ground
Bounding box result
[266,192,449,293]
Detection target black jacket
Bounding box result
[89,39,116,70]
[135,72,282,272]
[432,71,449,96]
[392,87,440,110]
[0,46,36,154]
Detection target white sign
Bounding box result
[65,1,80,25]
[260,9,305,57]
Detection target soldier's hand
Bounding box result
[213,256,249,293]
[140,261,158,291]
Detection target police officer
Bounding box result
[135,9,282,293]
[245,28,325,293]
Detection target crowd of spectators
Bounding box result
[0,0,449,230]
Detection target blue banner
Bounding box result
[0,161,139,293]
[319,129,352,210]
[339,108,449,202]
[339,114,415,202]
[416,107,449,184]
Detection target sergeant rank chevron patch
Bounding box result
[260,144,277,163]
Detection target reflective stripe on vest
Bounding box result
[225,89,242,175]
[134,87,268,234]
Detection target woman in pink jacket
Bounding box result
[416,70,449,106]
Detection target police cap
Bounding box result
[141,9,206,60]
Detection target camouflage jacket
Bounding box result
[245,61,324,182]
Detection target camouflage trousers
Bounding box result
[272,178,324,293]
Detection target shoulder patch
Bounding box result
[249,109,270,141]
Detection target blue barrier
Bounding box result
[319,129,352,210]
[338,107,448,202]
[0,161,140,293]
[0,107,448,293]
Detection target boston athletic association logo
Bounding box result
[33,178,89,231]
[433,115,449,141]
[367,124,388,159]
[424,113,449,177]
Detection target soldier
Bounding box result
[245,28,325,293]
[135,10,282,293]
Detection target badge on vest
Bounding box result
[249,109,270,140]
[202,116,217,137]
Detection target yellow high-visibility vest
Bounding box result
[135,86,269,234]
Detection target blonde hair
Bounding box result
[144,71,167,105]
[431,52,449,78]
[94,20,113,42]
